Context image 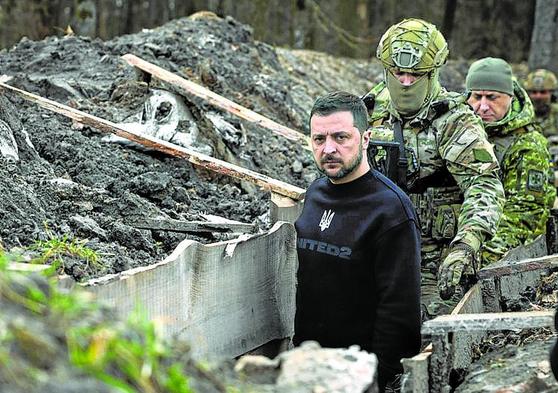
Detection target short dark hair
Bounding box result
[309,91,369,133]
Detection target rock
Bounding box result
[275,342,378,393]
[234,355,280,384]
[69,215,108,240]
[291,160,303,174]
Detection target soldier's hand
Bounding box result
[438,244,475,300]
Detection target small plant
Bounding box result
[31,231,102,276]
[0,252,211,393]
[67,310,197,393]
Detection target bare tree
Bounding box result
[529,0,558,73]
[441,0,458,43]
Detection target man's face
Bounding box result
[310,111,369,184]
[391,70,425,86]
[528,89,552,111]
[467,90,513,123]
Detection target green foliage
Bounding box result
[67,312,195,393]
[31,231,102,276]
[0,252,204,393]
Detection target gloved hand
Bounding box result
[438,244,476,300]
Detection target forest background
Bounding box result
[0,0,558,72]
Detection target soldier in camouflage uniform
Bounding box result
[465,58,556,264]
[524,69,558,178]
[524,69,558,138]
[366,19,505,312]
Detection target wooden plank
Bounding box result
[449,284,485,371]
[270,192,304,224]
[127,217,255,234]
[0,80,306,201]
[401,352,430,393]
[422,310,554,335]
[478,254,558,279]
[82,221,297,359]
[7,262,50,272]
[121,54,310,147]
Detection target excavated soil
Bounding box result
[0,14,380,280]
[0,14,473,281]
[2,12,556,393]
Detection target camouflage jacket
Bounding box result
[535,102,558,138]
[481,82,556,265]
[367,83,505,257]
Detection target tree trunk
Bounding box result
[529,0,558,73]
[441,0,458,43]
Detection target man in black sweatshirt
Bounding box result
[294,91,421,391]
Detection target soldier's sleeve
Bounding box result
[482,130,556,264]
[438,108,505,253]
[366,81,391,126]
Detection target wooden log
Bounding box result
[0,80,305,200]
[429,334,452,393]
[121,54,310,148]
[128,217,255,234]
[422,310,554,335]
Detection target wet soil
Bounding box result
[0,14,379,280]
[455,270,558,391]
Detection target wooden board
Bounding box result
[127,217,255,234]
[80,221,298,359]
[0,80,306,200]
[121,54,310,148]
[422,310,554,335]
[478,254,558,279]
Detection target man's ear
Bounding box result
[362,129,371,149]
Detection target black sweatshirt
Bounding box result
[294,170,421,387]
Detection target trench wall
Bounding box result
[82,221,298,359]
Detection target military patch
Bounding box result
[527,169,545,192]
[473,148,493,163]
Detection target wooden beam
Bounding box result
[0,81,305,200]
[270,192,304,224]
[128,217,255,234]
[121,54,311,148]
[401,352,430,393]
[422,310,554,335]
[7,262,50,272]
[478,254,558,279]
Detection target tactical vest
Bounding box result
[368,97,464,241]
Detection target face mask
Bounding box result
[386,71,430,117]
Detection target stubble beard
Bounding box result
[318,145,363,181]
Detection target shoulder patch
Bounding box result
[473,148,494,163]
[527,169,545,192]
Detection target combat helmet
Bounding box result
[376,18,448,74]
[524,69,558,91]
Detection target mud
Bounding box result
[452,269,558,391]
[0,13,476,281]
[0,15,381,280]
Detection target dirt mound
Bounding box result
[0,15,378,280]
[0,14,473,280]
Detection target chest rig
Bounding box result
[366,98,463,241]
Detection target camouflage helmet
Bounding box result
[524,69,558,91]
[377,18,448,73]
